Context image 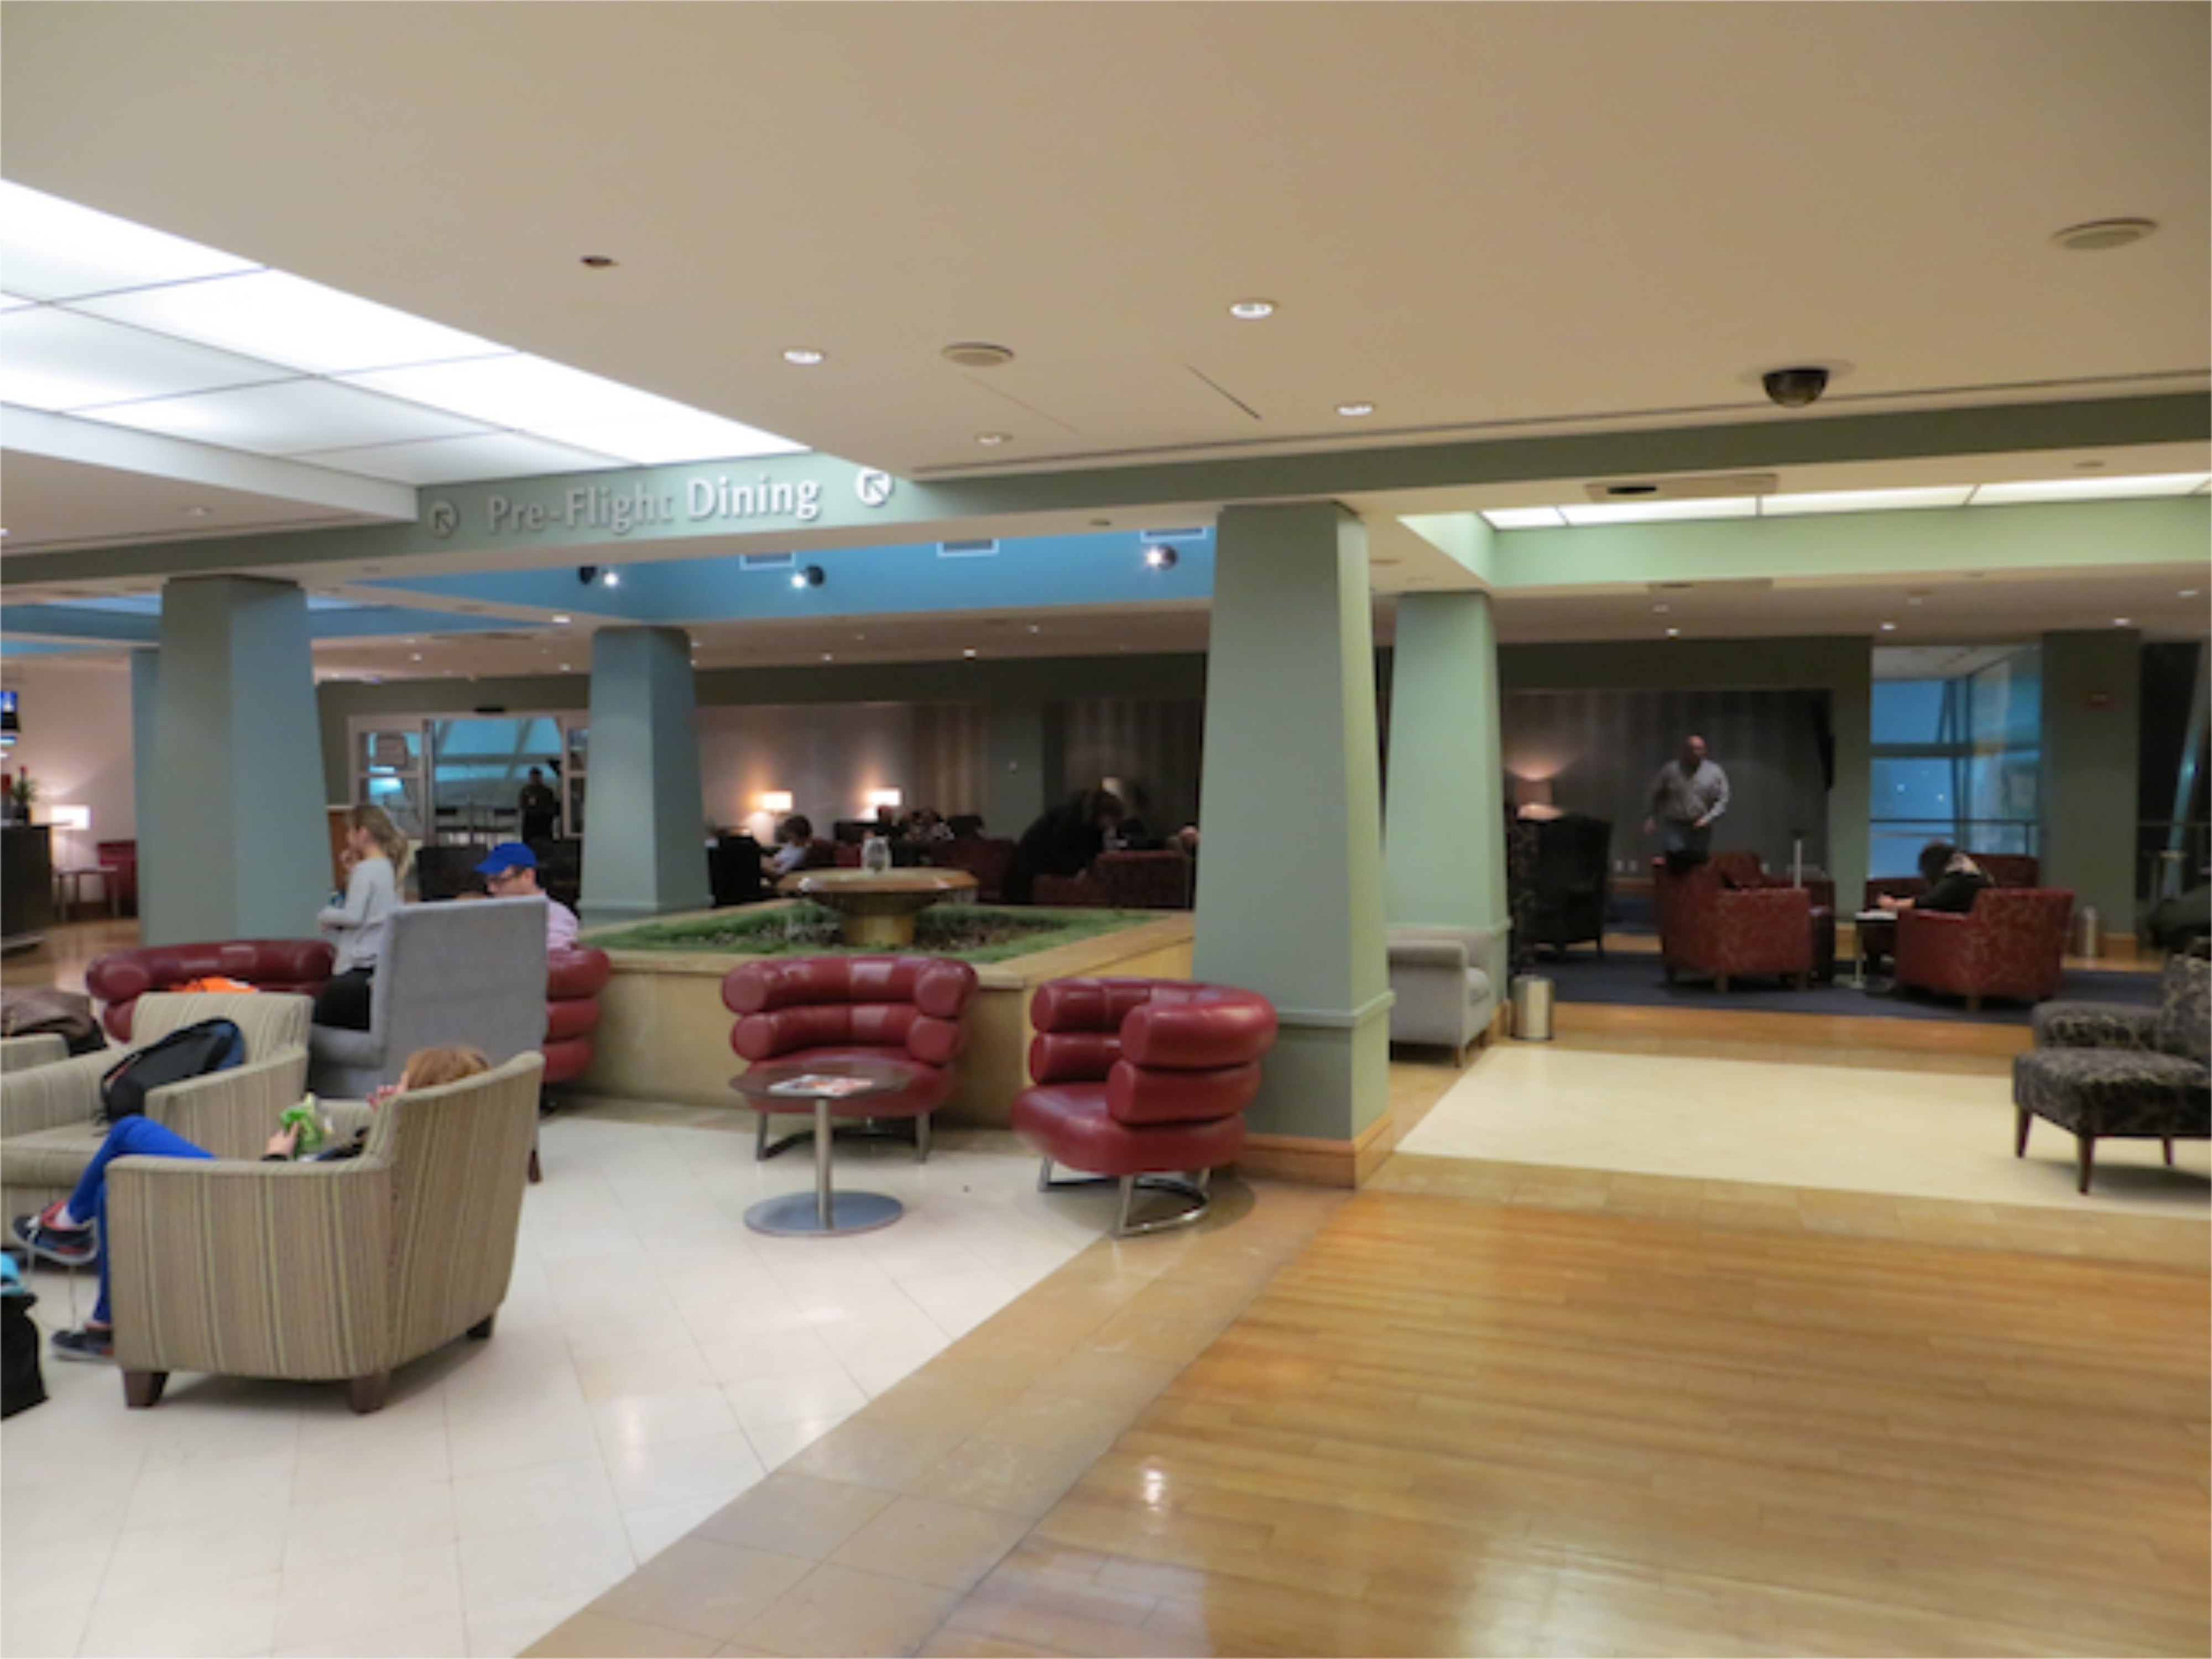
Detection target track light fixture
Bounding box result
[791,564,826,589]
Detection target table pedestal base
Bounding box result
[744,1190,904,1237]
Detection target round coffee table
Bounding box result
[776,868,978,947]
[730,1057,918,1237]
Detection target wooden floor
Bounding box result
[938,1193,2211,1658]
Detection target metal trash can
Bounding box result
[1510,974,1554,1042]
[2074,906,2103,959]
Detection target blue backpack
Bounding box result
[98,1018,247,1122]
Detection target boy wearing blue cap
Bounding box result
[476,842,579,950]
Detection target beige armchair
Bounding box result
[1386,925,1505,1065]
[1,1034,68,1074]
[1,992,312,1218]
[108,1052,544,1414]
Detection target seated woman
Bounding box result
[1878,841,1994,915]
[313,804,410,1031]
[9,1045,489,1361]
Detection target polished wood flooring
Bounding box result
[939,1193,2210,1658]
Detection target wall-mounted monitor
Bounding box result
[1,688,18,747]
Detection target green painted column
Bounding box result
[1194,502,1390,1147]
[2042,628,2141,927]
[145,577,331,944]
[580,626,712,927]
[1385,588,1509,935]
[1829,643,1872,912]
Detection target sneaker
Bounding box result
[9,1207,96,1268]
[50,1324,114,1363]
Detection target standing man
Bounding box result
[476,842,580,951]
[1642,734,1730,870]
[517,766,561,846]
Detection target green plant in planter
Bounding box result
[7,771,35,818]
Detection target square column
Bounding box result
[580,627,712,927]
[144,577,331,943]
[2042,628,2141,925]
[1385,589,1510,936]
[1194,503,1391,1182]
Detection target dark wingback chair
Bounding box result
[1512,813,1612,958]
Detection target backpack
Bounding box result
[99,1018,247,1123]
[1,1286,44,1420]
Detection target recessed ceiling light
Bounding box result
[1664,628,1679,638]
[2075,460,2106,471]
[1027,624,1042,634]
[2051,218,2157,252]
[1652,603,1670,614]
[1336,401,1376,418]
[963,648,978,659]
[822,653,834,662]
[1880,622,1898,632]
[601,571,620,587]
[976,432,1010,446]
[942,342,1015,368]
[1228,299,1276,320]
[411,653,423,662]
[2114,617,2133,627]
[2181,589,2200,599]
[559,662,572,671]
[579,255,617,269]
[552,614,571,624]
[181,505,212,518]
[782,347,825,366]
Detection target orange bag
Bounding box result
[175,977,257,995]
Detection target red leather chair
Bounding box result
[721,955,979,1161]
[544,947,613,1088]
[87,940,336,1041]
[1652,863,1815,992]
[1013,977,1277,1237]
[1895,886,2074,1010]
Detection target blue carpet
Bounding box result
[1527,951,2159,1026]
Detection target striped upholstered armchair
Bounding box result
[105,1051,544,1413]
[1,991,313,1219]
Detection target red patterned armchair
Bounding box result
[1013,977,1276,1236]
[928,835,1015,903]
[1706,851,1837,912]
[1032,850,1195,910]
[1895,886,2074,1010]
[1653,863,1817,992]
[721,954,979,1161]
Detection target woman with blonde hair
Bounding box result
[314,803,411,1030]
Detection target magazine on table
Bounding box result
[769,1073,880,1098]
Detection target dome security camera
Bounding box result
[1762,366,1830,409]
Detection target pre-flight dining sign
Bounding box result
[422,461,899,545]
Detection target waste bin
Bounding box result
[1510,974,1554,1042]
[2074,905,2103,959]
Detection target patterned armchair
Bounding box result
[2012,953,2209,1192]
[1653,862,1815,992]
[1893,887,2073,1010]
[1,992,313,1219]
[107,1052,545,1413]
[1511,814,1611,959]
[928,835,1016,904]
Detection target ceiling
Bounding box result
[2,3,2206,679]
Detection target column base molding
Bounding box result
[1238,1111,1399,1190]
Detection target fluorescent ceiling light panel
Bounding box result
[1480,507,1568,529]
[1558,497,1757,526]
[539,411,807,465]
[93,379,487,454]
[341,354,691,430]
[74,271,505,377]
[0,307,278,411]
[0,182,258,302]
[293,431,626,486]
[1970,473,2212,505]
[1761,486,1975,517]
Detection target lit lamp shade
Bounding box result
[1510,777,1554,811]
[757,791,794,814]
[48,804,91,832]
[864,789,902,812]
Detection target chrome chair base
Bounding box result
[1037,1159,1213,1237]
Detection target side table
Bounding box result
[730,1057,916,1237]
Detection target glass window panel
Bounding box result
[1871,681,1947,744]
[1872,758,1957,823]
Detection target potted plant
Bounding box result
[4,770,32,824]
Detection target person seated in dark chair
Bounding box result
[1878,841,1992,916]
[768,815,816,878]
[1004,789,1124,904]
